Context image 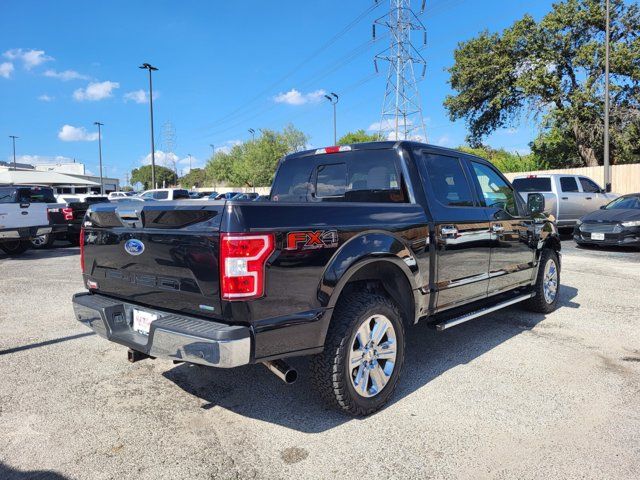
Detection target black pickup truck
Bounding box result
[73,141,560,415]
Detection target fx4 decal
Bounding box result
[286,230,339,250]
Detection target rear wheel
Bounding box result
[524,249,560,313]
[0,239,31,256]
[310,292,405,416]
[30,233,55,249]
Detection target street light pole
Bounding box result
[209,144,215,157]
[604,0,611,192]
[139,63,159,189]
[188,153,192,172]
[9,135,18,170]
[94,122,104,195]
[324,92,339,144]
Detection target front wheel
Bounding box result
[524,249,560,313]
[0,239,31,256]
[310,292,405,416]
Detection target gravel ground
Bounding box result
[1,240,639,479]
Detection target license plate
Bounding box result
[132,309,158,335]
[591,232,605,241]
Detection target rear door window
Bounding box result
[416,151,475,207]
[154,191,169,200]
[560,177,579,192]
[512,177,552,192]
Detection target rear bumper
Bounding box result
[0,226,52,240]
[72,292,251,368]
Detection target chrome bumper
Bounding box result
[72,293,251,368]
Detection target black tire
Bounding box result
[30,233,55,249]
[310,292,405,416]
[524,249,560,313]
[0,239,31,256]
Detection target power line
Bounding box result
[196,2,382,133]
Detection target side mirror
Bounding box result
[600,205,606,210]
[527,193,545,214]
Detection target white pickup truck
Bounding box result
[0,185,51,256]
[512,174,618,228]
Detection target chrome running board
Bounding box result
[435,293,535,331]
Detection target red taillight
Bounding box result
[79,227,85,273]
[220,233,274,300]
[62,207,74,221]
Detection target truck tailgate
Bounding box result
[83,201,225,318]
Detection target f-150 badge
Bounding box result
[286,230,338,250]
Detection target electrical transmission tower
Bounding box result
[373,0,428,141]
[160,121,178,177]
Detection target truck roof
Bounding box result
[286,140,490,163]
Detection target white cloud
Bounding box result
[140,150,179,169]
[38,94,54,102]
[436,135,451,146]
[274,88,327,106]
[44,69,89,81]
[123,89,158,104]
[368,119,425,142]
[215,139,242,154]
[0,62,14,78]
[73,81,119,101]
[3,48,53,69]
[58,124,99,142]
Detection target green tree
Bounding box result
[130,165,177,190]
[337,129,384,145]
[205,125,309,187]
[445,0,640,167]
[179,168,210,189]
[458,145,545,173]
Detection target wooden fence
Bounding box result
[504,164,640,195]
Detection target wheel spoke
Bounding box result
[370,318,389,346]
[376,340,396,360]
[369,363,388,393]
[355,322,371,348]
[354,364,370,395]
[349,348,364,369]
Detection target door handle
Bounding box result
[585,197,592,200]
[440,226,458,236]
[561,197,568,200]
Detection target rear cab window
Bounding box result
[512,177,552,192]
[560,177,579,192]
[271,148,406,203]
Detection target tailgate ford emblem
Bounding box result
[124,239,145,256]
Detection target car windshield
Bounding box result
[512,177,552,192]
[605,195,640,210]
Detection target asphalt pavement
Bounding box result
[1,239,639,479]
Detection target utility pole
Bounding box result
[139,63,158,188]
[209,144,215,157]
[324,93,339,144]
[94,122,104,195]
[373,0,428,141]
[188,153,192,172]
[9,135,18,170]
[604,0,611,192]
[248,128,255,141]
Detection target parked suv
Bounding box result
[73,141,560,416]
[512,174,618,227]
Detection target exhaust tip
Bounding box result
[263,359,297,384]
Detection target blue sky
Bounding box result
[0,0,559,184]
